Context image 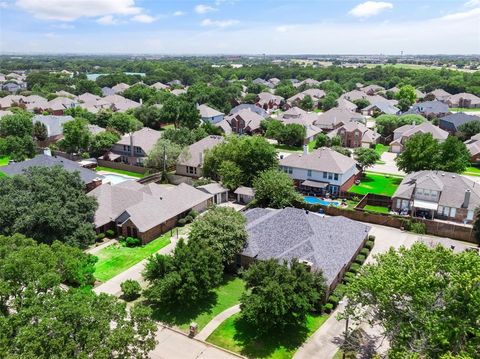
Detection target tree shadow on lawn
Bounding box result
[150,290,219,328]
[232,316,310,358]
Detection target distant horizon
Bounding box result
[1,0,479,55]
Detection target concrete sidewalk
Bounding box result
[93,235,183,296]
[195,304,241,341]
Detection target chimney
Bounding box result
[140,98,143,105]
[303,144,308,155]
[43,148,52,156]
[129,133,135,156]
[462,189,471,208]
[199,151,203,164]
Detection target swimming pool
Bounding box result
[304,196,340,206]
[102,173,133,184]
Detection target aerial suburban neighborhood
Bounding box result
[0,1,479,358]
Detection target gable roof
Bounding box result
[197,104,224,118]
[393,122,448,141]
[411,100,449,114]
[1,154,103,184]
[226,108,265,131]
[439,113,480,131]
[117,128,162,154]
[314,108,363,129]
[177,135,224,167]
[230,104,268,118]
[32,115,74,137]
[280,147,356,174]
[393,170,480,211]
[243,207,370,287]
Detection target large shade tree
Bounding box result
[253,169,302,208]
[0,167,98,248]
[340,243,480,358]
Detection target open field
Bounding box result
[152,275,245,332]
[207,313,328,359]
[94,234,171,282]
[348,172,402,197]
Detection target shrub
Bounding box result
[126,237,141,247]
[323,303,334,314]
[355,254,366,264]
[328,295,340,308]
[350,263,360,273]
[106,229,115,238]
[368,235,376,242]
[118,235,125,242]
[120,279,141,301]
[184,215,194,223]
[96,233,106,242]
[360,248,370,256]
[188,209,199,219]
[344,271,355,279]
[365,240,374,250]
[411,222,426,234]
[333,285,346,299]
[177,218,186,227]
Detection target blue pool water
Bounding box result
[304,196,340,206]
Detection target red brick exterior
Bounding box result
[340,172,361,192]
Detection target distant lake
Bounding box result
[86,72,146,81]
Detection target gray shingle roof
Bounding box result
[0,154,103,184]
[177,135,224,167]
[243,207,370,287]
[32,115,74,137]
[439,113,480,132]
[280,147,357,174]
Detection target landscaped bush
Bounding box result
[410,222,426,234]
[120,279,141,301]
[118,235,125,242]
[184,215,194,223]
[355,254,366,264]
[323,303,334,314]
[188,209,199,219]
[125,237,141,247]
[106,229,115,238]
[328,295,340,308]
[96,233,106,242]
[368,235,376,242]
[349,263,361,273]
[360,248,370,256]
[177,218,187,227]
[365,240,374,250]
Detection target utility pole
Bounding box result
[342,316,349,359]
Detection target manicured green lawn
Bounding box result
[152,275,245,332]
[94,234,171,282]
[348,173,402,197]
[374,144,388,156]
[161,124,175,130]
[96,166,145,178]
[364,205,390,214]
[207,313,328,359]
[464,166,480,177]
[274,144,302,153]
[450,107,480,112]
[307,140,316,152]
[0,156,10,166]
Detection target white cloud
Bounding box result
[173,11,185,16]
[0,2,10,8]
[201,18,238,28]
[438,7,480,21]
[465,0,480,7]
[53,23,75,29]
[349,1,393,18]
[195,4,216,14]
[15,0,142,21]
[97,15,118,25]
[131,14,155,23]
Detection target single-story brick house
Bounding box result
[88,181,213,243]
[239,207,371,294]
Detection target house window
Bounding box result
[467,210,474,220]
[188,166,197,175]
[334,173,339,181]
[328,172,333,180]
[438,206,443,214]
[323,172,327,179]
[450,208,456,218]
[396,199,402,209]
[287,167,292,174]
[307,169,312,177]
[135,146,142,154]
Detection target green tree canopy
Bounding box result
[0,167,98,248]
[90,130,121,157]
[203,135,278,187]
[159,96,200,129]
[396,84,417,106]
[130,105,163,129]
[240,259,326,334]
[299,94,314,111]
[396,133,441,173]
[161,127,208,147]
[107,112,142,134]
[188,206,247,266]
[354,147,380,171]
[145,138,184,172]
[340,243,480,358]
[144,239,223,305]
[253,169,302,208]
[457,121,480,141]
[59,118,92,153]
[438,136,471,173]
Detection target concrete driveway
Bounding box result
[369,151,405,176]
[294,222,471,359]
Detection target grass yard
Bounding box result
[96,166,145,178]
[94,233,171,282]
[374,144,388,156]
[364,205,390,214]
[450,107,480,112]
[274,144,302,153]
[348,172,402,197]
[152,275,245,332]
[308,140,316,152]
[207,313,328,359]
[464,166,480,177]
[0,156,10,166]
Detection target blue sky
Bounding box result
[0,0,479,54]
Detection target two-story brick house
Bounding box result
[327,121,380,148]
[392,170,480,223]
[279,147,360,196]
